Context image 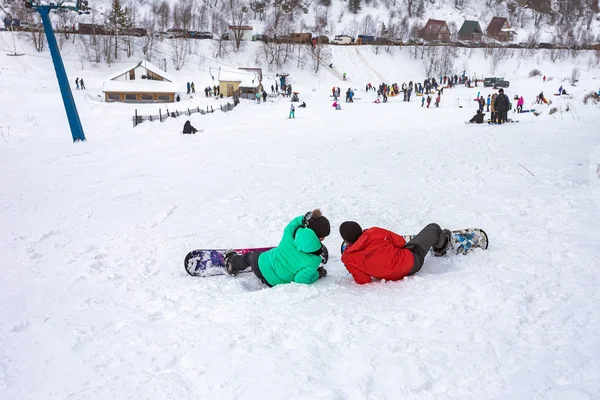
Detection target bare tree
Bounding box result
[490,46,509,73]
[27,14,46,52]
[422,45,438,76]
[311,7,332,73]
[102,35,114,65]
[78,7,103,63]
[225,0,250,52]
[360,14,377,35]
[55,9,76,49]
[156,0,171,33]
[171,37,187,70]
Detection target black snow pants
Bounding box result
[228,252,272,287]
[403,223,448,276]
[497,110,508,124]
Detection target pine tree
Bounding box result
[380,22,388,37]
[348,0,362,14]
[106,0,128,59]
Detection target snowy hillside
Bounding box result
[2,0,600,45]
[1,32,600,399]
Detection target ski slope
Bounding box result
[1,35,600,399]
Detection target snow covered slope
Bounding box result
[1,34,600,399]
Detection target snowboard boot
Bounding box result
[432,229,453,257]
[223,249,239,276]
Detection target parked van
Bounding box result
[332,35,354,45]
[357,35,375,44]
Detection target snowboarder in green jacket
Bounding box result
[224,209,330,286]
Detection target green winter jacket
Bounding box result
[258,215,323,286]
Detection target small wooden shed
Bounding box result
[102,60,178,103]
[218,68,259,99]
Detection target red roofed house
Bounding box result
[486,17,514,42]
[419,19,451,42]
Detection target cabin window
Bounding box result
[157,95,171,101]
[107,93,121,101]
[124,93,137,101]
[141,94,154,101]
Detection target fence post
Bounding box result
[134,109,138,127]
[197,106,200,113]
[159,109,162,122]
[188,108,191,116]
[211,106,214,113]
[176,110,179,117]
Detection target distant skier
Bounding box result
[516,96,524,113]
[426,95,432,108]
[187,82,191,94]
[434,94,441,107]
[191,82,195,94]
[224,210,330,286]
[79,78,86,90]
[182,120,198,134]
[75,77,80,90]
[299,101,306,108]
[339,221,452,285]
[343,72,347,81]
[421,96,425,107]
[289,103,295,118]
[486,94,491,111]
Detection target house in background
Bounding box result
[487,17,515,42]
[239,67,263,81]
[218,68,260,99]
[419,19,451,42]
[102,60,178,103]
[228,25,253,41]
[458,20,484,41]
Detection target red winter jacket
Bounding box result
[341,227,415,285]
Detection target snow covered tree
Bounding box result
[106,0,129,59]
[348,0,362,14]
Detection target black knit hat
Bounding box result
[340,221,363,244]
[308,216,331,238]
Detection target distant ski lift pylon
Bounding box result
[6,21,24,57]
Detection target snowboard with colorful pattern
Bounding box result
[184,247,274,277]
[340,228,488,255]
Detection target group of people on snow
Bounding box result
[223,209,453,287]
[202,85,220,97]
[74,77,86,90]
[469,88,511,124]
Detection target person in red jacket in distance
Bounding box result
[340,222,452,284]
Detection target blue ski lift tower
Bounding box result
[24,0,91,142]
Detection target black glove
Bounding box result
[317,266,327,279]
[320,245,329,264]
[302,211,313,227]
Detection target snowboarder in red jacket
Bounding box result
[340,222,452,285]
